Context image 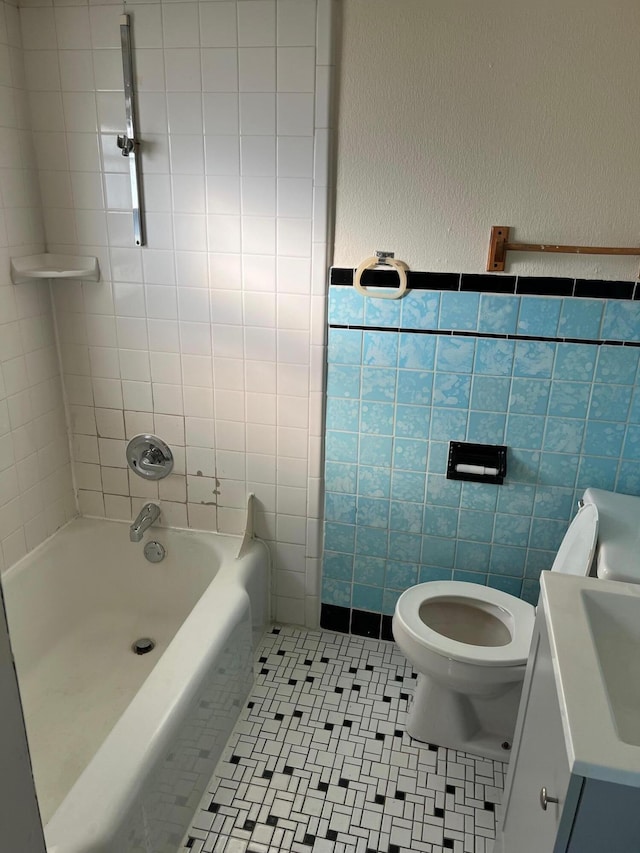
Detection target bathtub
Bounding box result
[1,516,269,853]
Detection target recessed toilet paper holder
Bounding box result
[447,441,507,485]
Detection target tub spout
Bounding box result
[130,502,161,542]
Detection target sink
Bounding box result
[581,588,640,746]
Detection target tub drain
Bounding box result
[132,637,155,655]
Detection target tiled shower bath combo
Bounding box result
[321,270,640,635]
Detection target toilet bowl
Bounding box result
[392,498,601,761]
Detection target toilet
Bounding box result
[392,488,640,762]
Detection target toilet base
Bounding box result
[406,673,522,762]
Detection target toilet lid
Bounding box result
[395,581,535,667]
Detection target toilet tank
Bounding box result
[583,488,640,583]
[550,502,598,577]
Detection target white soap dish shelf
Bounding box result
[10,254,100,284]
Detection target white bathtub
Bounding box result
[1,516,269,853]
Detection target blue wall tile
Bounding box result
[356,497,390,528]
[455,540,490,572]
[390,500,423,533]
[327,364,361,399]
[389,532,422,563]
[357,466,391,498]
[354,555,386,586]
[475,338,515,376]
[436,337,476,373]
[589,385,632,421]
[359,434,393,467]
[471,376,511,412]
[554,343,596,382]
[322,577,351,607]
[421,535,456,568]
[356,526,388,558]
[402,291,440,329]
[328,328,362,364]
[323,286,640,615]
[509,378,550,415]
[576,455,618,490]
[584,421,625,457]
[325,493,358,524]
[398,333,436,368]
[453,570,488,586]
[517,297,562,338]
[490,545,526,577]
[542,417,585,453]
[361,367,397,401]
[363,331,398,366]
[506,414,545,449]
[324,551,353,581]
[365,293,402,328]
[478,294,519,335]
[329,286,364,324]
[392,438,429,471]
[596,345,639,384]
[439,291,479,330]
[602,301,640,341]
[558,298,604,340]
[548,381,590,419]
[352,583,384,611]
[426,474,462,507]
[396,370,433,406]
[419,566,452,582]
[326,398,360,432]
[394,404,430,438]
[360,401,394,435]
[326,431,359,462]
[467,412,506,444]
[513,341,555,378]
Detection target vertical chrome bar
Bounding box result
[119,14,145,247]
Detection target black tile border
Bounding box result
[321,603,393,640]
[328,322,640,348]
[330,267,640,299]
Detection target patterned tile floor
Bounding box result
[182,626,504,853]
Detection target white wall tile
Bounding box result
[277,92,313,135]
[199,2,237,49]
[277,0,316,47]
[162,3,199,49]
[201,48,238,92]
[238,46,275,92]
[238,0,275,48]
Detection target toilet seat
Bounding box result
[396,581,535,668]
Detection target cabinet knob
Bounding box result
[539,787,559,811]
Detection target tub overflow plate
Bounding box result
[144,540,166,562]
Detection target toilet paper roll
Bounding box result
[455,463,499,477]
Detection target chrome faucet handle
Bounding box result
[138,447,166,474]
[127,435,173,481]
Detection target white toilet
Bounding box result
[392,488,640,761]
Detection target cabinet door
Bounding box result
[498,616,575,853]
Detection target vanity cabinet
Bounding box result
[494,605,640,853]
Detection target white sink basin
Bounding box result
[581,588,640,746]
[541,572,640,787]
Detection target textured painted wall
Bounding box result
[333,0,640,279]
[322,276,640,629]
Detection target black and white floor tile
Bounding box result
[182,626,504,853]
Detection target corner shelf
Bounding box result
[10,254,100,285]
